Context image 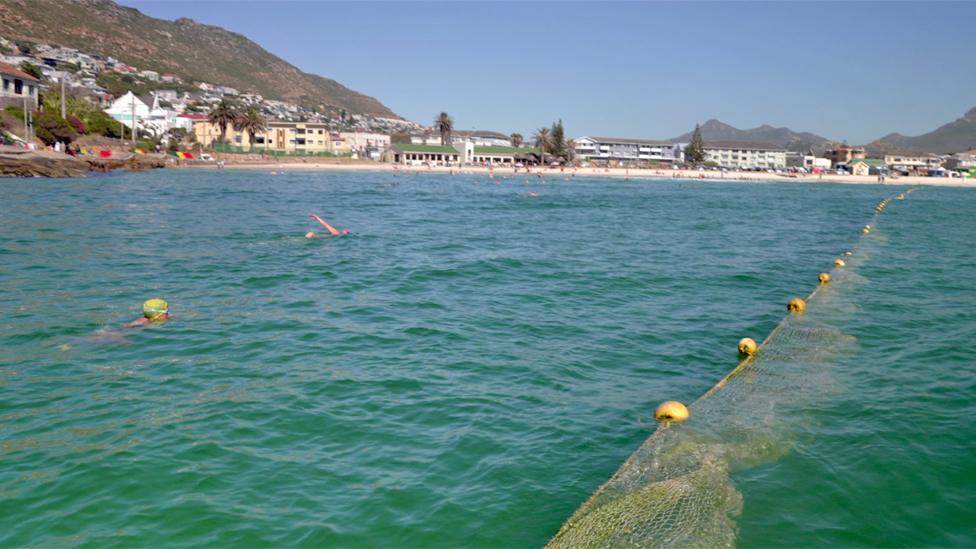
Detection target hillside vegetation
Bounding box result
[0,0,397,117]
[865,107,976,155]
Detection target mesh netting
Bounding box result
[547,190,914,548]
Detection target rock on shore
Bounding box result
[0,151,168,177]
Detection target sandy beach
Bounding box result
[194,159,976,188]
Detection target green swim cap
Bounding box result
[143,298,169,320]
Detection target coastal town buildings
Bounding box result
[883,153,943,171]
[471,146,541,166]
[826,145,866,167]
[573,136,684,164]
[0,61,39,110]
[191,119,375,156]
[703,141,788,169]
[848,158,886,176]
[945,150,976,171]
[390,143,461,166]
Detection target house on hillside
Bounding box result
[105,91,151,130]
[0,61,40,111]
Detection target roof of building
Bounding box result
[0,61,40,82]
[453,130,509,140]
[473,146,541,155]
[580,136,675,146]
[704,140,785,151]
[849,158,886,166]
[392,143,459,154]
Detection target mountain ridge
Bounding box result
[864,106,976,155]
[0,0,398,117]
[670,119,832,152]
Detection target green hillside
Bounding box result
[866,107,976,154]
[0,0,397,117]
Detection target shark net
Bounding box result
[546,190,915,548]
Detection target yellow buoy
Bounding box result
[654,401,689,423]
[738,337,758,356]
[787,297,806,313]
[819,272,830,284]
[863,225,871,234]
[834,258,846,267]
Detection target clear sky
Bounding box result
[116,0,975,143]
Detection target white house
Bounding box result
[0,61,40,111]
[105,91,151,130]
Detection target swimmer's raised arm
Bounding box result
[310,213,341,236]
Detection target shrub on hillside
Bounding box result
[34,111,77,146]
[67,115,87,135]
[86,111,122,139]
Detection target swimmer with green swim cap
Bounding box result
[126,298,171,327]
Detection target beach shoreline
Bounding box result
[188,159,976,188]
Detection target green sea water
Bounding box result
[1,170,973,547]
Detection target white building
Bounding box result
[105,91,151,130]
[703,141,787,169]
[105,91,186,137]
[0,61,40,111]
[574,136,684,164]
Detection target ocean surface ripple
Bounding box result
[1,171,973,547]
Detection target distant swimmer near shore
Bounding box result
[306,213,350,238]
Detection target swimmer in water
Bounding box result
[126,298,170,328]
[306,213,350,238]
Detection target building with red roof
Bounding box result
[0,61,40,111]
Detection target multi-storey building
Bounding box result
[193,119,340,154]
[703,141,788,169]
[573,136,683,164]
[825,145,866,167]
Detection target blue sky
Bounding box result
[117,1,976,143]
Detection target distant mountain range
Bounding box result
[670,107,976,156]
[0,0,398,117]
[864,106,976,155]
[670,119,831,153]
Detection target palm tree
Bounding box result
[534,127,552,163]
[434,112,453,145]
[564,138,577,163]
[510,133,523,148]
[235,107,267,151]
[208,99,239,146]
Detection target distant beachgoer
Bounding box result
[306,213,349,238]
[126,298,170,328]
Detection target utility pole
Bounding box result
[22,95,28,144]
[130,92,136,147]
[60,77,66,119]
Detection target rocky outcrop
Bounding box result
[0,151,169,177]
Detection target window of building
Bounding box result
[28,84,34,96]
[296,128,306,134]
[14,79,23,94]
[2,78,8,91]
[296,138,306,145]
